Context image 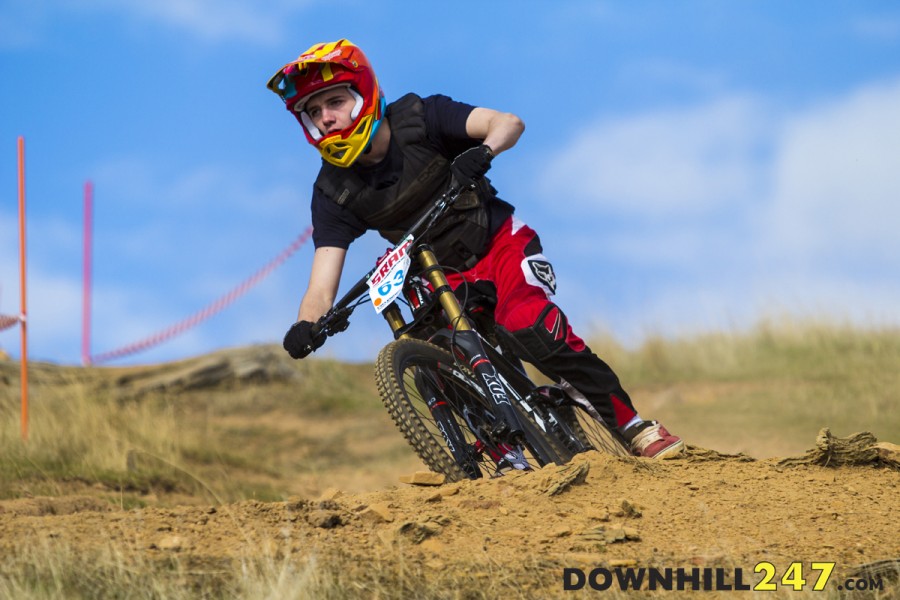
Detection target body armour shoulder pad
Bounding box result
[386,93,427,146]
[314,93,492,269]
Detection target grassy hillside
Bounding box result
[588,319,900,458]
[0,350,420,506]
[1,320,898,505]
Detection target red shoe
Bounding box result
[624,421,685,459]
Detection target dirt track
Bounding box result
[3,446,898,596]
[2,345,899,596]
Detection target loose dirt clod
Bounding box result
[541,460,590,496]
[398,471,446,486]
[778,428,898,469]
[873,442,900,468]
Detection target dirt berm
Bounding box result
[2,436,898,597]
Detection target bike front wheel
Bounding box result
[375,338,565,482]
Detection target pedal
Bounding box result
[496,443,532,471]
[474,441,532,473]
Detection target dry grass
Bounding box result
[0,355,420,505]
[587,318,900,457]
[0,540,869,599]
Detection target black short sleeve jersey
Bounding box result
[309,94,514,250]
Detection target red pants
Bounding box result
[446,217,582,346]
[446,216,639,429]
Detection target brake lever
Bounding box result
[448,174,468,192]
[327,309,351,335]
[312,307,351,340]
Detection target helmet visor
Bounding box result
[266,64,303,102]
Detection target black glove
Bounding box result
[450,144,494,188]
[282,320,324,359]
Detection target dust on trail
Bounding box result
[2,444,898,596]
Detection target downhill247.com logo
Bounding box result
[563,562,885,593]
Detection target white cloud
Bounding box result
[91,156,305,215]
[541,77,900,269]
[0,213,23,320]
[0,252,84,363]
[853,16,900,42]
[538,76,900,343]
[623,58,730,96]
[540,96,772,217]
[766,78,900,265]
[1,0,312,46]
[87,0,285,42]
[592,276,900,349]
[84,157,307,271]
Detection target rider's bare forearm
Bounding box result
[297,292,333,322]
[296,246,346,323]
[482,112,525,156]
[466,108,525,157]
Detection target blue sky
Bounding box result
[2,1,899,365]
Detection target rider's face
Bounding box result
[304,87,355,136]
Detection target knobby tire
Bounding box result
[374,339,566,482]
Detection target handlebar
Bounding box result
[309,181,468,343]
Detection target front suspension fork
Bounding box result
[412,246,525,443]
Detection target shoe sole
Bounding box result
[649,439,685,460]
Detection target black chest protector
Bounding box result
[313,93,494,270]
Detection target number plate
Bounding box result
[367,235,414,314]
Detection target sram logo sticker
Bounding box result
[367,235,414,314]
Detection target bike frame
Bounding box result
[381,244,527,444]
[433,325,591,452]
[311,184,593,452]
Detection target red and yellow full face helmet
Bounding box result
[267,39,386,167]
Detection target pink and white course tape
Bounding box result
[89,226,313,365]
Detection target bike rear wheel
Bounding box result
[375,339,565,482]
[557,405,633,458]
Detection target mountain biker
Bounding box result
[267,39,684,460]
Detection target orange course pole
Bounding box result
[18,136,28,441]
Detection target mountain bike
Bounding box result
[306,183,631,481]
